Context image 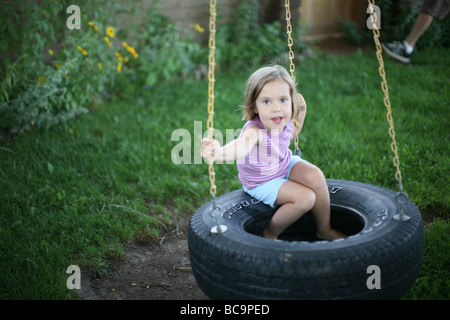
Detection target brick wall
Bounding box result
[152,0,371,40]
[157,0,241,42]
[155,0,301,42]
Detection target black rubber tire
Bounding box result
[188,179,424,300]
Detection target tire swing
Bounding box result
[188,0,424,300]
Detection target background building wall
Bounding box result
[156,0,368,40]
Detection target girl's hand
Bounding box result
[293,93,307,139]
[202,127,259,162]
[201,138,221,160]
[298,93,307,114]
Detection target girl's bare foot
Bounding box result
[261,227,347,241]
[261,228,278,240]
[316,228,347,241]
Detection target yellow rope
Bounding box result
[285,0,296,82]
[367,0,404,193]
[285,0,300,154]
[206,0,217,198]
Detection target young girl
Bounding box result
[202,65,346,241]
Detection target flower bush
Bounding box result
[130,1,206,87]
[0,0,140,134]
[0,0,209,135]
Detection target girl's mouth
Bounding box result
[271,117,283,124]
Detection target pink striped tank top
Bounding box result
[237,116,293,189]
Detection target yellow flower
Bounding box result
[88,21,98,32]
[76,45,87,56]
[194,23,205,33]
[48,49,54,56]
[54,62,61,69]
[124,56,129,63]
[122,42,139,59]
[38,76,46,85]
[98,63,102,70]
[106,26,115,38]
[116,62,122,73]
[104,37,111,48]
[115,52,124,62]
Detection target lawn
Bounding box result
[0,46,448,299]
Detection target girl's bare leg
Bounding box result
[262,181,315,239]
[288,160,346,240]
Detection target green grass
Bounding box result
[0,47,448,299]
[403,218,449,300]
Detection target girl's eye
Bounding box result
[263,99,270,104]
[281,98,288,103]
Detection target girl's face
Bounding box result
[253,78,292,134]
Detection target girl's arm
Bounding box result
[202,126,261,163]
[292,93,307,140]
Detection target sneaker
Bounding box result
[381,41,412,64]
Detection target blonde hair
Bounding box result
[242,64,300,121]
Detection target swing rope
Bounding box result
[206,0,217,200]
[205,0,226,234]
[367,0,410,221]
[285,0,300,156]
[285,0,296,82]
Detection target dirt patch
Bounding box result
[80,217,207,300]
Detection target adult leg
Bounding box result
[409,0,450,48]
[382,0,442,63]
[405,13,434,47]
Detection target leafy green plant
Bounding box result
[0,0,140,134]
[0,58,88,132]
[215,1,292,69]
[130,1,206,87]
[340,20,369,45]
